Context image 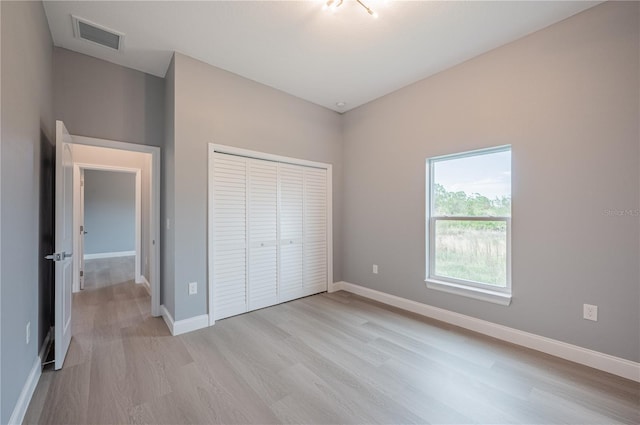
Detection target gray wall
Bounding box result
[164,53,343,320]
[0,1,53,422]
[162,55,176,315]
[84,170,136,255]
[53,47,164,147]
[53,48,163,284]
[342,1,639,362]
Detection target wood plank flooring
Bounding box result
[25,259,639,424]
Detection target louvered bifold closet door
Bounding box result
[303,167,328,296]
[247,159,279,310]
[278,164,304,303]
[212,153,248,320]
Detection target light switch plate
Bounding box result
[188,281,197,295]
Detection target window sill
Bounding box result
[425,279,512,306]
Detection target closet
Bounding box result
[211,151,329,321]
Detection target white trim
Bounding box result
[207,146,215,326]
[173,314,209,336]
[9,356,42,424]
[160,305,208,336]
[207,144,333,326]
[0,4,3,419]
[210,144,330,170]
[73,163,141,294]
[326,164,334,292]
[426,278,512,306]
[335,281,640,382]
[135,168,142,282]
[7,357,41,425]
[84,250,136,260]
[7,329,50,425]
[328,281,340,293]
[160,305,175,334]
[140,275,151,295]
[70,135,161,318]
[425,145,513,298]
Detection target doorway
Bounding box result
[78,168,139,290]
[70,136,161,317]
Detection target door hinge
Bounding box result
[80,271,84,277]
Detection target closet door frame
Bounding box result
[207,144,333,326]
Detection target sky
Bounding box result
[433,149,511,200]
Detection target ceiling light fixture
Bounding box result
[323,0,379,18]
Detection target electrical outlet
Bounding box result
[583,304,598,321]
[188,281,197,295]
[26,322,30,344]
[373,264,378,274]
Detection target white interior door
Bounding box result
[52,121,74,370]
[210,149,330,322]
[303,167,328,296]
[279,163,304,302]
[247,159,278,310]
[212,153,248,320]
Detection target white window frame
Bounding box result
[425,145,512,306]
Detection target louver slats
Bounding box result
[248,160,278,310]
[279,164,304,302]
[304,168,327,295]
[212,154,247,320]
[212,152,328,321]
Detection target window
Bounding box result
[426,146,512,305]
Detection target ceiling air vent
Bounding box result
[72,15,124,51]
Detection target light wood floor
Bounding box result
[25,260,639,424]
[83,256,136,289]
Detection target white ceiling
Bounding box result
[43,1,601,112]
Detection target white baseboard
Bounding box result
[8,329,51,425]
[328,281,339,293]
[160,305,175,334]
[84,250,135,260]
[334,281,640,382]
[160,305,209,336]
[139,275,151,295]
